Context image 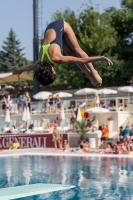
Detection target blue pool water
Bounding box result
[0,156,133,200]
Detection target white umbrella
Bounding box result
[75,88,97,102]
[97,88,117,104]
[118,86,133,94]
[26,107,31,121]
[22,107,31,122]
[53,92,72,98]
[86,107,110,113]
[77,108,82,122]
[97,88,117,95]
[33,91,52,100]
[22,107,27,121]
[75,88,97,95]
[60,105,65,120]
[5,109,11,123]
[7,95,10,101]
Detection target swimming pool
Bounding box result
[0,155,133,200]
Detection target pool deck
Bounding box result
[0,148,133,158]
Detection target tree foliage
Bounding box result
[0,29,25,72]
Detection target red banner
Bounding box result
[0,133,68,150]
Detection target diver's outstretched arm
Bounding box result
[51,53,113,65]
[12,60,40,75]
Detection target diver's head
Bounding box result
[34,62,56,86]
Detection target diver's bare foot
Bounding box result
[85,68,102,87]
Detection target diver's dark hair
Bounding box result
[34,62,56,86]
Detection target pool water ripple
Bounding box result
[0,156,133,199]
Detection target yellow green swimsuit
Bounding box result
[41,20,64,64]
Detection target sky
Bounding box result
[0,0,121,61]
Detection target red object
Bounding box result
[84,112,89,119]
[0,133,68,150]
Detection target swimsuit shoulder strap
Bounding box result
[41,44,55,64]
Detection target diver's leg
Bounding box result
[62,38,98,86]
[63,21,102,87]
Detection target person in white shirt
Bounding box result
[94,93,100,107]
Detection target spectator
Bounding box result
[119,139,129,154]
[125,141,131,152]
[42,101,47,113]
[104,142,113,153]
[112,143,119,154]
[1,96,7,115]
[94,93,100,107]
[123,125,130,141]
[52,125,62,151]
[63,140,71,152]
[129,140,133,151]
[7,96,13,113]
[108,100,113,107]
[74,105,79,117]
[70,110,76,133]
[22,94,27,109]
[26,95,31,111]
[118,99,123,107]
[101,123,109,145]
[1,88,8,97]
[83,140,90,152]
[48,95,54,113]
[118,126,124,141]
[56,95,61,113]
[17,94,23,114]
[75,144,84,153]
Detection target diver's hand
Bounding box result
[12,68,22,75]
[33,60,40,67]
[101,56,113,65]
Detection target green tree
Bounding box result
[0,29,25,72]
[121,0,133,11]
[105,2,133,83]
